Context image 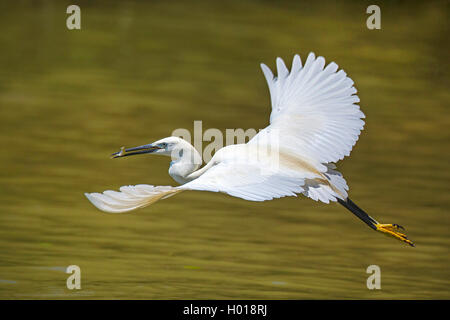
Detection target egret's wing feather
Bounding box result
[252,52,365,163]
[180,160,305,201]
[302,163,349,204]
[85,162,345,213]
[85,184,182,213]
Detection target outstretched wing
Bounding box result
[251,52,365,163]
[181,160,306,201]
[85,185,182,213]
[85,163,305,213]
[85,160,346,213]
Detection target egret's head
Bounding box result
[111,136,189,159]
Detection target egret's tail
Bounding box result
[85,184,182,213]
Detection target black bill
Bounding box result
[110,144,161,159]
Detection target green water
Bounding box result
[0,0,448,299]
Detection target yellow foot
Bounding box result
[375,223,415,247]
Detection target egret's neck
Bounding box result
[168,143,203,184]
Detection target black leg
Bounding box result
[337,198,414,246]
[337,198,378,230]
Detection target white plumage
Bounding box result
[85,52,364,213]
[257,53,364,163]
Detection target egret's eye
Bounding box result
[160,142,168,148]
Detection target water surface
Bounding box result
[0,0,448,299]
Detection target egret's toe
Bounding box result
[375,223,415,247]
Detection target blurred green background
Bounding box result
[0,0,448,299]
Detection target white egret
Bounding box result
[85,52,414,247]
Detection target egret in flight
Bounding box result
[85,52,414,247]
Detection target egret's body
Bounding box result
[85,52,414,246]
